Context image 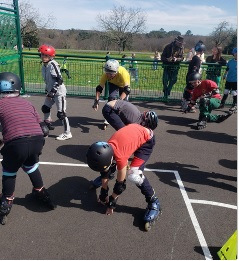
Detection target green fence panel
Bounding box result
[22,54,231,104]
[0,0,23,88]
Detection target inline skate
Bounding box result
[32,187,56,210]
[0,195,14,225]
[144,196,161,231]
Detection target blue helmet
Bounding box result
[195,42,206,52]
[0,72,21,93]
[232,48,237,54]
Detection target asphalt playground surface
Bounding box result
[0,95,237,260]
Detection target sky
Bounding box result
[23,0,238,36]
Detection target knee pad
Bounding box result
[102,104,112,118]
[57,111,66,120]
[127,167,145,186]
[22,163,39,174]
[41,105,51,114]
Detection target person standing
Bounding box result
[0,72,55,224]
[38,44,72,140]
[129,53,138,83]
[105,51,110,61]
[60,57,71,79]
[206,46,227,87]
[219,48,237,111]
[181,42,206,112]
[152,51,161,70]
[161,36,185,98]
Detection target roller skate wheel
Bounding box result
[103,124,107,130]
[0,215,7,225]
[145,222,152,231]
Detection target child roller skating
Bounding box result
[86,112,161,231]
[184,72,234,129]
[90,99,153,189]
[0,72,56,225]
[92,59,130,130]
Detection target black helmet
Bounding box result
[188,72,202,82]
[86,141,114,172]
[0,72,21,93]
[195,42,206,52]
[143,111,158,130]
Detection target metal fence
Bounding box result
[22,53,232,104]
[0,0,232,104]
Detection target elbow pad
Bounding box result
[96,85,103,93]
[123,86,131,95]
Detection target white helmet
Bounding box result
[104,59,119,73]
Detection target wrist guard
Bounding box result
[107,195,118,209]
[92,99,99,109]
[99,187,109,204]
[113,179,126,195]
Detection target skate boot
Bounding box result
[144,196,161,231]
[89,176,102,190]
[89,161,116,189]
[32,187,56,210]
[44,120,55,130]
[0,195,14,225]
[197,120,207,130]
[216,111,233,123]
[229,105,237,113]
[89,170,116,190]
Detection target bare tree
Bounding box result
[97,5,146,52]
[209,21,235,46]
[19,0,55,47]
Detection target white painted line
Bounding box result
[173,170,213,260]
[10,160,232,259]
[190,199,237,210]
[39,161,88,167]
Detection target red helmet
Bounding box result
[38,44,56,57]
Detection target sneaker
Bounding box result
[56,132,72,140]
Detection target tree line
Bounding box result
[18,1,237,55]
